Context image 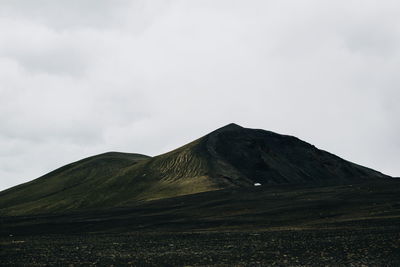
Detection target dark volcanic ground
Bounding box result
[1,227,399,266]
[1,180,400,266]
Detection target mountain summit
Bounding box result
[0,124,390,215]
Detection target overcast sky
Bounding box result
[0,0,399,190]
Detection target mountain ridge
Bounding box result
[0,123,391,216]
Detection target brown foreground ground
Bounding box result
[1,226,399,266]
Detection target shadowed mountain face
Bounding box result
[205,124,387,186]
[0,124,390,215]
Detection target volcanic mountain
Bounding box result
[0,123,390,216]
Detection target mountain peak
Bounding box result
[214,123,243,132]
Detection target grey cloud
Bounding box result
[0,0,399,190]
[0,0,173,33]
[0,0,127,30]
[2,47,87,76]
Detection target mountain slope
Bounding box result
[204,123,388,185]
[0,124,390,215]
[0,152,150,215]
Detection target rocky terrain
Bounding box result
[1,227,399,266]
